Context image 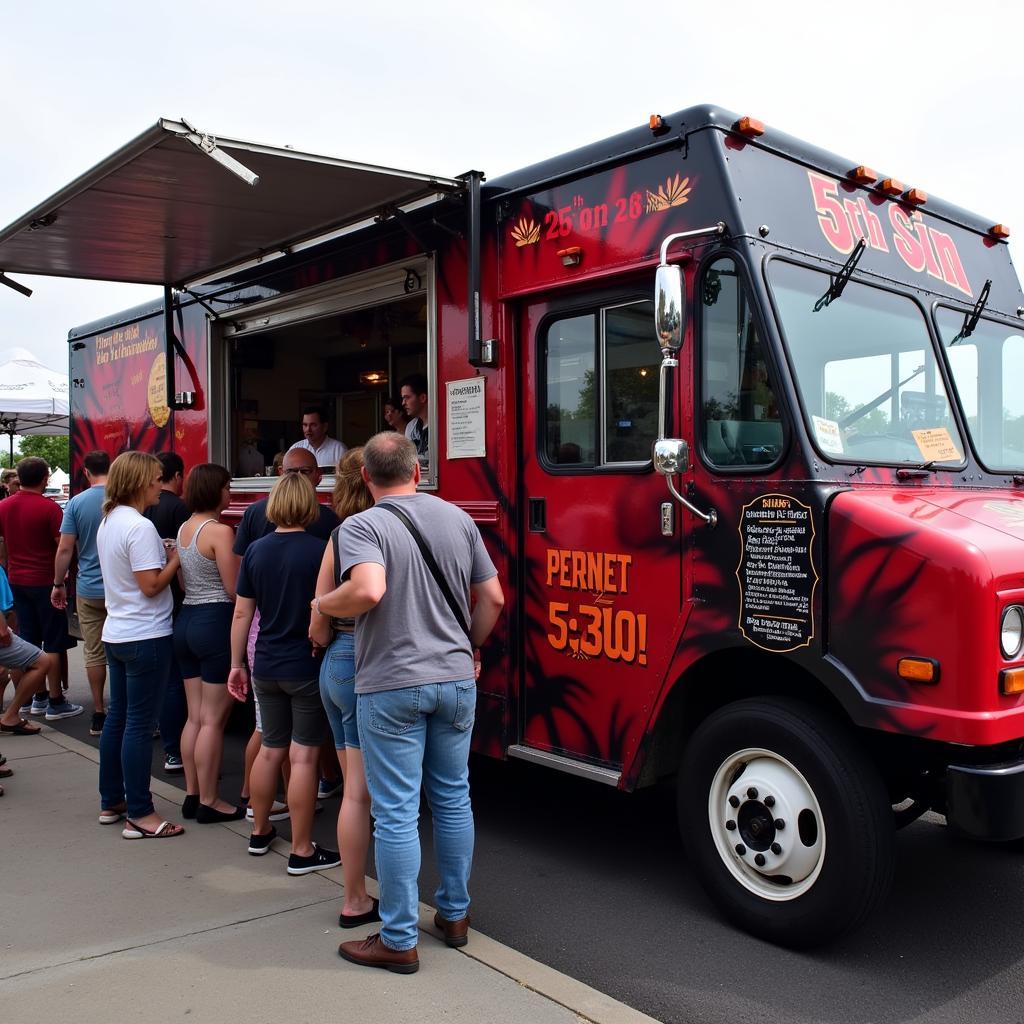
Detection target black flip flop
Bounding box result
[0,718,41,736]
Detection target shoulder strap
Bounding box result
[377,503,470,637]
[332,527,342,588]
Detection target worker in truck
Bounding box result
[399,374,429,467]
[289,405,347,470]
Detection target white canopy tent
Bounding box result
[0,347,70,461]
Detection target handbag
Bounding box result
[377,503,471,637]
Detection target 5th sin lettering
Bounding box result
[547,602,648,666]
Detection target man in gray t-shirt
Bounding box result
[321,432,503,975]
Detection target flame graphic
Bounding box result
[984,500,1024,531]
[511,217,541,247]
[646,174,692,213]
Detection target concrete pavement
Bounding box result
[0,724,660,1024]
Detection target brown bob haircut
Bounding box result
[266,471,318,529]
[185,463,231,514]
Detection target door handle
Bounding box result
[528,497,546,533]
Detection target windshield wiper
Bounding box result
[897,461,935,479]
[950,278,992,344]
[839,364,925,430]
[814,238,867,312]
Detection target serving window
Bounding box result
[216,259,434,486]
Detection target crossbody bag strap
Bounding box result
[378,503,471,637]
[332,527,342,588]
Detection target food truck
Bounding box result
[2,104,1023,945]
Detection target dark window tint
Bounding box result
[701,258,782,467]
[542,301,658,468]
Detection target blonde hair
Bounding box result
[331,446,373,522]
[266,471,318,529]
[103,452,161,517]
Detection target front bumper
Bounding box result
[946,759,1024,841]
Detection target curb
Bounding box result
[41,723,662,1024]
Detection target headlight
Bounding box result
[1001,606,1024,660]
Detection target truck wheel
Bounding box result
[680,697,894,946]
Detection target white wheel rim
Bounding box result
[707,747,826,902]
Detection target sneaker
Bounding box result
[26,698,48,716]
[45,699,84,721]
[248,825,278,856]
[246,800,290,822]
[90,712,106,736]
[287,843,341,876]
[317,777,342,799]
[164,754,184,773]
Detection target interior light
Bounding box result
[358,370,388,386]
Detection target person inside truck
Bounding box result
[289,406,347,471]
[382,396,409,433]
[399,374,429,466]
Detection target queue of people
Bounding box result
[0,423,500,974]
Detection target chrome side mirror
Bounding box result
[653,438,690,476]
[655,264,685,355]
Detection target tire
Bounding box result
[680,697,894,947]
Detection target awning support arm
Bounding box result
[0,272,32,298]
[379,205,433,254]
[164,285,195,412]
[464,170,496,368]
[179,118,260,187]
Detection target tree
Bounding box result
[12,436,70,471]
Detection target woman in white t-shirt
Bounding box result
[96,452,184,839]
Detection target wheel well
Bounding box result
[636,648,852,788]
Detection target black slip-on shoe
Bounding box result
[248,826,277,855]
[287,843,341,875]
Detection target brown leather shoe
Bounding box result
[338,932,419,974]
[433,910,470,948]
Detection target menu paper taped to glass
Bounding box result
[446,377,486,459]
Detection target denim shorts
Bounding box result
[253,674,328,749]
[319,631,358,750]
[173,602,233,683]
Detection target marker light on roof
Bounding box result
[989,224,1011,240]
[736,116,765,137]
[903,188,928,206]
[848,166,879,185]
[879,178,904,196]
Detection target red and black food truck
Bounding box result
[2,104,1024,945]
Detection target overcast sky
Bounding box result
[2,0,1022,373]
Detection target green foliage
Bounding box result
[1,435,70,471]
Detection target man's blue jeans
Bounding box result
[357,679,476,952]
[99,636,172,819]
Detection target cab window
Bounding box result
[541,300,658,468]
[700,257,782,467]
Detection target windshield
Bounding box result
[768,261,964,466]
[935,309,1024,472]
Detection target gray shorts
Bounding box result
[0,632,45,672]
[252,675,328,749]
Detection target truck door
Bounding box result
[518,291,685,770]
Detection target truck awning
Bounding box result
[0,118,464,290]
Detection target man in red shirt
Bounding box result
[0,458,82,720]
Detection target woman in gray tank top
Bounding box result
[172,464,243,824]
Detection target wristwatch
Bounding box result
[52,582,65,588]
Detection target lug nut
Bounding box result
[747,787,759,799]
[726,820,736,831]
[754,853,766,867]
[735,844,746,856]
[729,795,740,808]
[774,818,785,830]
[771,842,782,855]
[764,795,775,808]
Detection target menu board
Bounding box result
[446,377,486,459]
[736,494,818,653]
